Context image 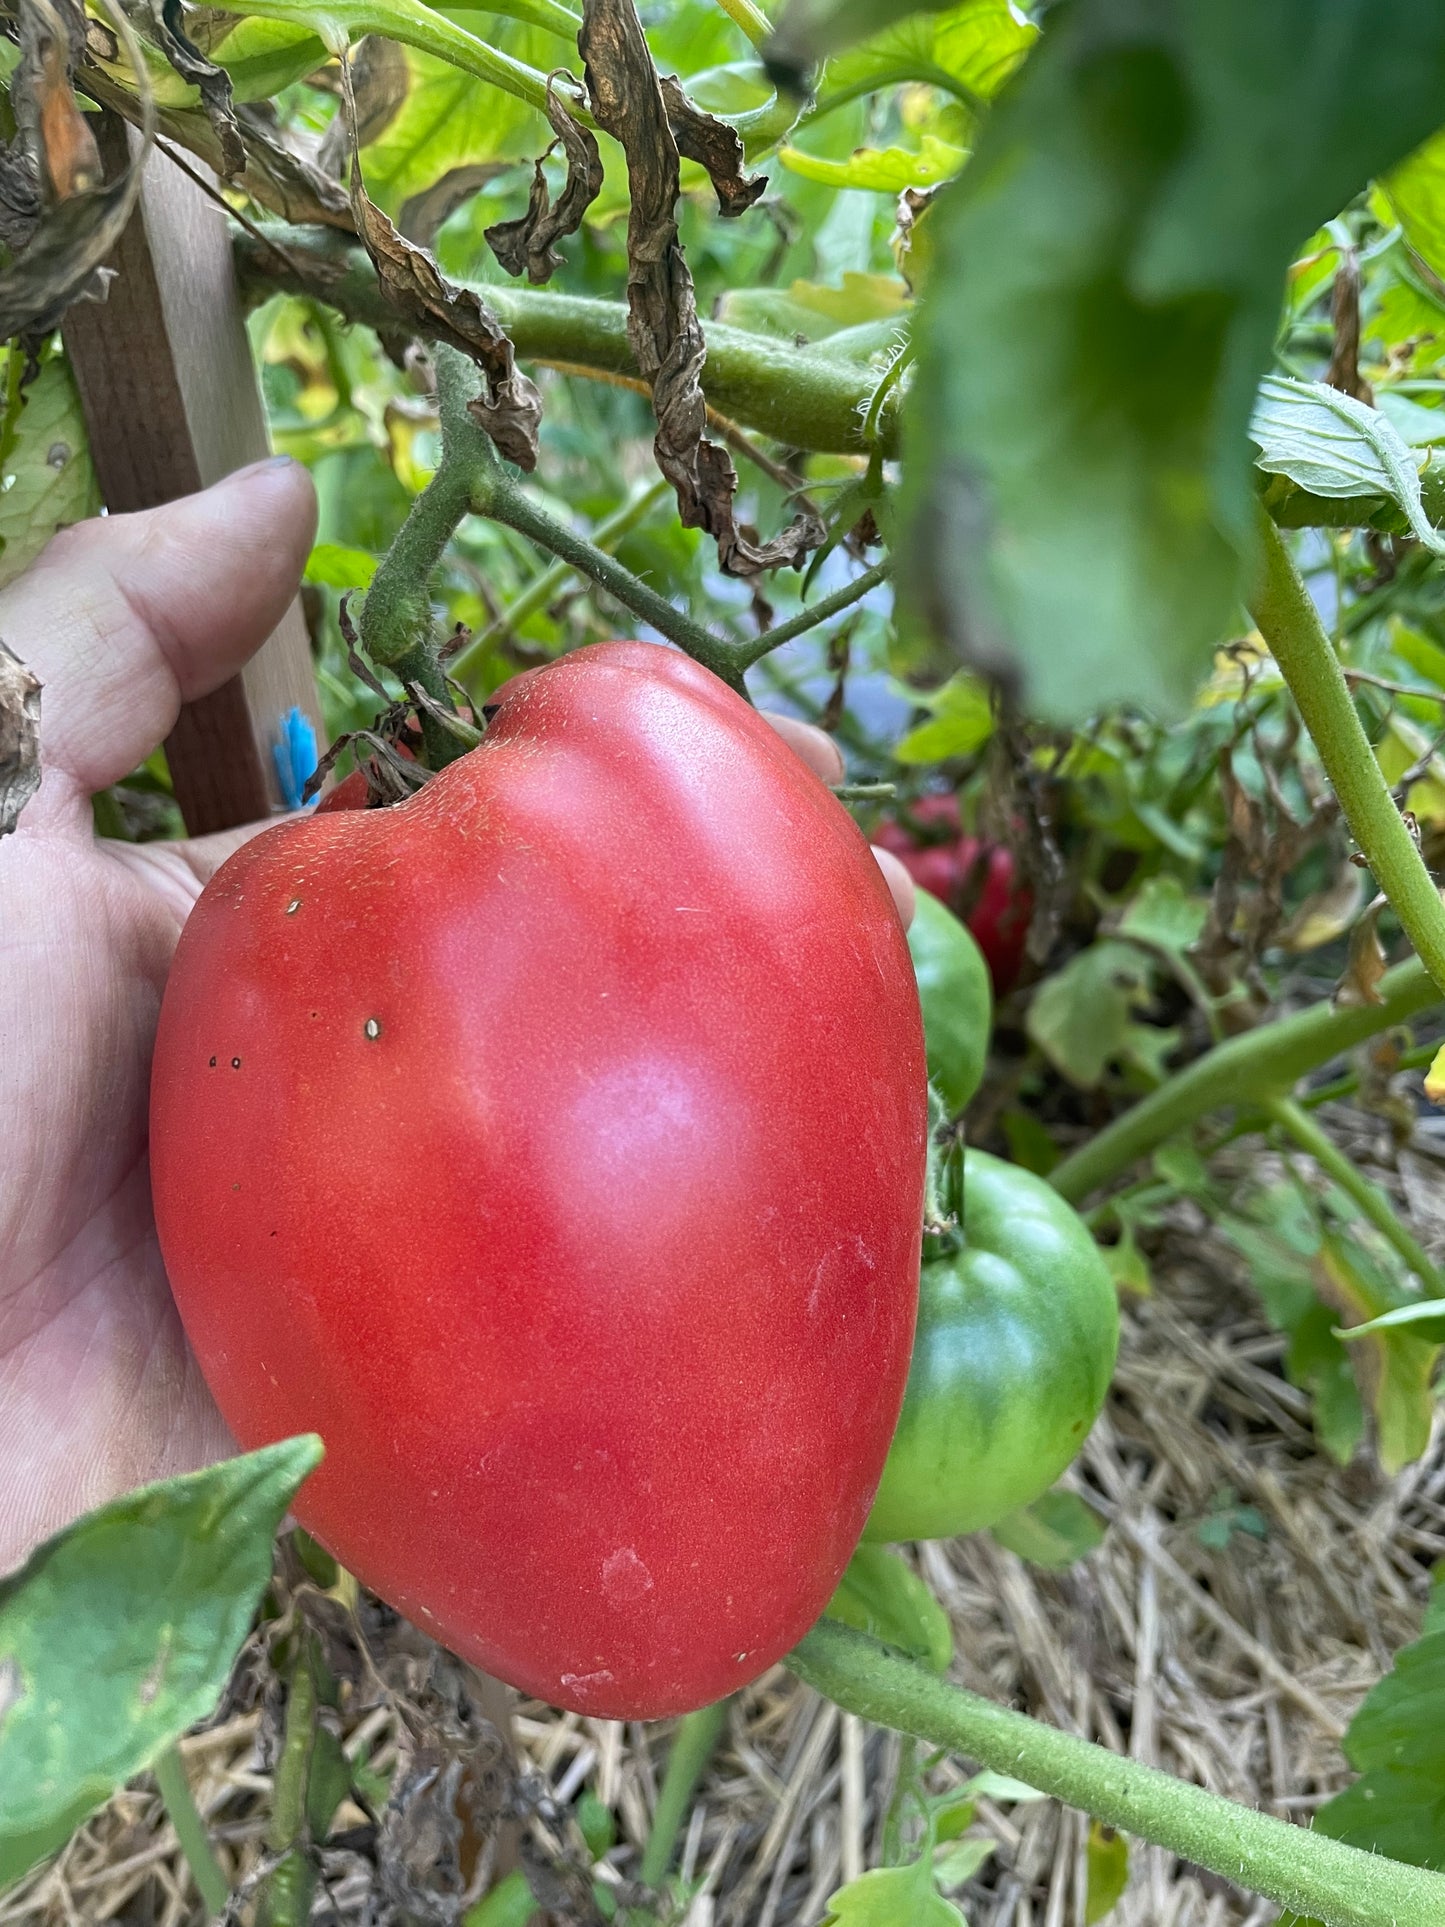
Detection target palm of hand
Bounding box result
[0,461,316,1574]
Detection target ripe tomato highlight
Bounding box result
[151,642,927,1719]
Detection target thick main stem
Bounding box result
[790,1622,1445,1927]
[1049,955,1441,1204]
[638,1700,730,1891]
[1250,510,1445,997]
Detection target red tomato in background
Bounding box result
[151,642,927,1719]
[873,794,1032,992]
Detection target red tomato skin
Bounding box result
[873,796,1032,992]
[151,642,926,1719]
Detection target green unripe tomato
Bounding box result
[865,1149,1118,1543]
[908,887,992,1116]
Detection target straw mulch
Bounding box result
[5,1109,1443,1927]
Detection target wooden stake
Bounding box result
[63,114,321,836]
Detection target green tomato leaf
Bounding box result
[1385,126,1445,287]
[990,1491,1107,1570]
[893,674,994,764]
[1300,1569,1445,1879]
[897,1,1445,723]
[810,1,1036,118]
[1315,1232,1440,1476]
[1025,941,1154,1090]
[779,133,965,193]
[1115,875,1209,962]
[1250,376,1445,554]
[305,542,380,590]
[822,1856,965,1927]
[0,348,100,590]
[932,1832,993,1890]
[1084,1823,1129,1923]
[0,1437,323,1887]
[825,1544,953,1674]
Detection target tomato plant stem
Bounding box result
[153,1745,229,1916]
[637,1698,730,1892]
[1264,1094,1445,1293]
[790,1621,1445,1927]
[1048,954,1441,1203]
[735,562,891,668]
[711,0,771,46]
[257,1646,319,1927]
[1250,510,1445,997]
[235,229,902,460]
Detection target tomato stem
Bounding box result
[256,1639,320,1927]
[1048,953,1441,1204]
[636,1698,730,1894]
[1250,509,1445,998]
[789,1620,1445,1927]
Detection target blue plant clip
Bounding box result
[274,706,320,811]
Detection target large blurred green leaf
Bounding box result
[898,2,1445,723]
[0,350,100,590]
[0,1438,322,1887]
[1384,126,1445,280]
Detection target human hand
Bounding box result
[0,462,911,1575]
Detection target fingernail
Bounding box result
[224,454,300,486]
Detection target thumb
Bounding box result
[6,456,316,799]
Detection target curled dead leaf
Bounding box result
[0,639,42,835]
[658,73,766,219]
[580,0,822,577]
[485,76,602,285]
[340,56,541,471]
[1334,895,1388,1009]
[145,0,244,178]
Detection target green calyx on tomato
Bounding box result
[865,1139,1119,1544]
[907,887,992,1116]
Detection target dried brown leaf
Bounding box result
[146,0,244,178]
[580,0,821,576]
[0,638,42,835]
[316,34,408,177]
[485,76,601,284]
[14,0,102,205]
[1335,895,1389,1008]
[400,164,507,249]
[658,72,766,218]
[340,56,541,470]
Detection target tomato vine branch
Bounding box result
[1250,509,1445,997]
[636,1699,730,1895]
[790,1620,1445,1927]
[1048,954,1442,1204]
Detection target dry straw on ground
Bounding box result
[6,1107,1443,1927]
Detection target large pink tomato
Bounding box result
[150,642,926,1718]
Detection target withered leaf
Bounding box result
[315,34,409,178]
[1335,895,1389,1009]
[341,56,540,470]
[658,73,765,219]
[0,639,42,835]
[580,0,820,577]
[13,0,102,206]
[485,76,601,284]
[148,0,244,179]
[400,164,507,249]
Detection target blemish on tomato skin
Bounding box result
[364,1018,382,1040]
[231,1057,242,1069]
[286,899,302,915]
[208,1056,217,1068]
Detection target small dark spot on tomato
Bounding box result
[364,1017,382,1040]
[232,1182,241,1191]
[208,1056,217,1068]
[231,1057,242,1069]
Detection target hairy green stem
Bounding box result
[638,1699,730,1892]
[1049,955,1441,1204]
[1250,511,1445,996]
[257,1648,318,1927]
[735,561,891,668]
[450,478,671,683]
[790,1622,1445,1927]
[711,0,770,45]
[1266,1095,1445,1293]
[154,1745,229,1916]
[234,228,901,458]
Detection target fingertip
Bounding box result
[762,711,846,785]
[871,844,916,930]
